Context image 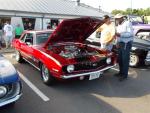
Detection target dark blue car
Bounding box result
[0,54,22,107]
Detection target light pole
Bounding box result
[130,0,133,14]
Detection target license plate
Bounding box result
[89,72,101,80]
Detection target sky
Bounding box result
[79,0,150,12]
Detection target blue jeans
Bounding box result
[4,35,13,48]
[118,41,132,78]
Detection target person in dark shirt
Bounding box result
[27,22,33,30]
[47,23,51,29]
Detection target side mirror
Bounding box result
[26,42,32,46]
[25,38,32,45]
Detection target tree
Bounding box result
[111,9,125,15]
[111,8,150,16]
[126,8,132,15]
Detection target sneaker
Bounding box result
[119,76,127,81]
[114,73,121,77]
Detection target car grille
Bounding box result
[74,58,107,71]
[0,82,22,102]
[75,56,90,62]
[63,58,108,74]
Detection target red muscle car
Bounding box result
[12,17,117,85]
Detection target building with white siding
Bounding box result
[0,0,110,31]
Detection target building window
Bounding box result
[47,19,59,29]
[51,19,59,29]
[22,18,35,30]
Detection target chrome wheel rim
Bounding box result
[130,54,139,66]
[15,51,20,61]
[41,65,49,82]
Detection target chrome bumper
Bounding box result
[62,65,115,79]
[0,94,22,107]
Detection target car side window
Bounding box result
[137,31,150,40]
[96,32,101,38]
[36,33,51,45]
[24,33,34,45]
[88,31,100,40]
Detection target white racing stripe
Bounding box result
[18,71,50,102]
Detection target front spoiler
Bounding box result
[62,65,115,79]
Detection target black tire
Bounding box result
[40,64,55,85]
[9,102,16,106]
[15,50,23,63]
[130,54,139,67]
[5,102,16,108]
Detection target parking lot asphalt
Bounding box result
[1,52,150,113]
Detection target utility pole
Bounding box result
[130,0,133,14]
[99,6,101,12]
[99,0,102,12]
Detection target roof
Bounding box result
[0,0,105,18]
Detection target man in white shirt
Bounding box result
[114,13,134,81]
[3,21,13,48]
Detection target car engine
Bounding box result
[51,44,99,59]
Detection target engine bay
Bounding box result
[49,43,101,59]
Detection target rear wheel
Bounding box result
[15,50,23,63]
[40,64,55,85]
[130,54,139,67]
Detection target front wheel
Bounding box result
[15,50,23,63]
[130,54,139,67]
[40,64,55,85]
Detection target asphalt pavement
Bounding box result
[0,51,150,113]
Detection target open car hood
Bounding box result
[46,17,103,45]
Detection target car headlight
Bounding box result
[131,47,137,50]
[106,58,111,64]
[67,65,75,73]
[146,51,150,58]
[0,86,7,98]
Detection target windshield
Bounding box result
[136,30,150,40]
[129,16,143,23]
[36,33,51,44]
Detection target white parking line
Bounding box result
[111,67,133,75]
[18,71,50,102]
[111,68,119,72]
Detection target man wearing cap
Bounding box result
[96,15,116,51]
[114,13,134,81]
